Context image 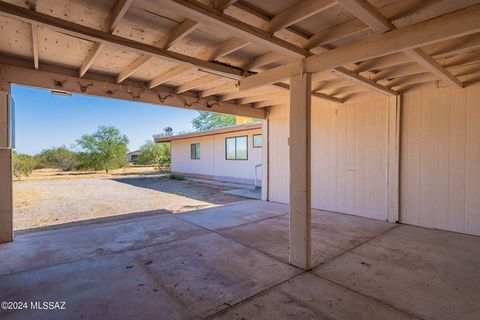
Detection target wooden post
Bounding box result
[289,73,311,269]
[261,118,269,201]
[0,81,13,243]
[387,94,401,223]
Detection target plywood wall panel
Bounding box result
[400,82,480,236]
[465,83,480,235]
[270,92,393,221]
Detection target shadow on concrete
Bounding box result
[111,176,246,205]
[14,208,172,235]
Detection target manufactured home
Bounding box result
[155,123,262,186]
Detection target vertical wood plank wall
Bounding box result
[268,92,396,221]
[400,82,480,236]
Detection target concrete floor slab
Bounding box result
[1,200,479,320]
[211,273,419,320]
[313,225,480,320]
[0,213,207,275]
[0,232,299,320]
[219,209,395,265]
[177,200,288,230]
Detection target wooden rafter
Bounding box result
[148,36,248,89]
[336,0,463,88]
[175,75,218,94]
[0,1,245,81]
[159,0,391,98]
[240,5,480,89]
[213,0,238,12]
[116,18,199,83]
[28,1,38,70]
[79,0,134,77]
[267,0,336,34]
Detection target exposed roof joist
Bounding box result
[79,0,134,77]
[336,0,463,88]
[240,5,480,90]
[0,1,245,81]
[116,18,200,83]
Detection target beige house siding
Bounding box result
[171,128,262,184]
[268,93,395,221]
[267,84,480,236]
[400,81,480,236]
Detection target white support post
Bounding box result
[387,94,401,223]
[289,73,312,269]
[0,81,13,243]
[261,118,269,201]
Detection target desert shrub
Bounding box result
[136,141,171,168]
[76,126,129,173]
[35,146,78,171]
[13,152,35,178]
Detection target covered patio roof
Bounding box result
[0,0,479,116]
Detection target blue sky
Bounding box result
[11,85,199,155]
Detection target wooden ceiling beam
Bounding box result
[147,36,248,89]
[267,0,336,34]
[28,1,38,70]
[336,0,463,88]
[0,2,245,82]
[79,0,134,77]
[240,5,480,89]
[116,18,199,83]
[213,0,238,12]
[198,82,238,98]
[157,0,392,98]
[0,56,266,119]
[174,74,218,94]
[243,51,284,70]
[159,0,307,58]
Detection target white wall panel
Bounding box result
[268,93,395,221]
[400,82,480,236]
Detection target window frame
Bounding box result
[190,143,200,160]
[252,134,262,148]
[225,135,248,160]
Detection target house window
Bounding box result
[225,136,248,160]
[191,143,200,159]
[253,134,262,148]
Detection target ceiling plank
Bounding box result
[240,5,480,89]
[175,75,218,94]
[0,1,245,81]
[267,0,336,34]
[336,0,463,88]
[116,18,199,83]
[79,0,134,77]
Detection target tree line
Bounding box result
[13,125,171,178]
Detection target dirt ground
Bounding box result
[13,169,245,231]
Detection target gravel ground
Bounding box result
[13,176,245,231]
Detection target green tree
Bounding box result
[35,146,78,171]
[76,126,129,173]
[13,152,35,179]
[191,112,236,131]
[136,141,171,168]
